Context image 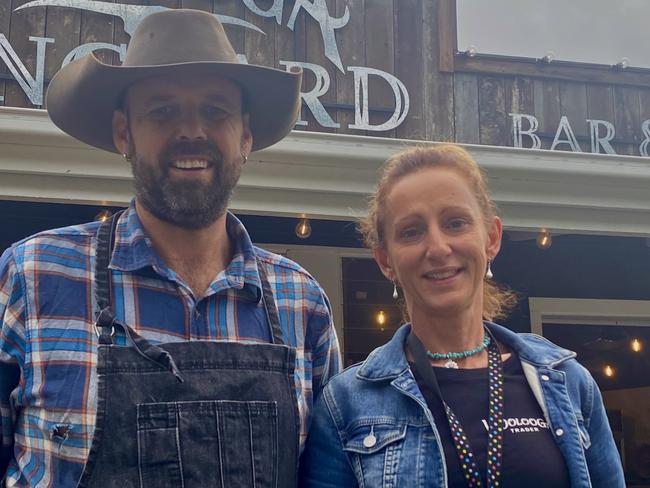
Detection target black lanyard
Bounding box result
[407,329,505,488]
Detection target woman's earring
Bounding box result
[392,282,399,299]
[486,260,494,279]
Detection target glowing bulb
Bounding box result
[376,310,386,326]
[604,365,615,377]
[295,217,312,239]
[536,229,552,250]
[95,210,112,222]
[631,338,642,353]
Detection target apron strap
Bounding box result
[256,258,285,345]
[93,210,184,382]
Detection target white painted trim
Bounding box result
[2,107,650,236]
[529,297,650,335]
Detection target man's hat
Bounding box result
[46,8,302,153]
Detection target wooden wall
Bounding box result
[1,0,648,154]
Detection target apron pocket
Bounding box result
[137,400,279,488]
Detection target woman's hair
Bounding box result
[359,144,517,321]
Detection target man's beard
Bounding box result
[129,139,242,229]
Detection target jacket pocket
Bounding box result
[342,422,408,487]
[137,400,278,488]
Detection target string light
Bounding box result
[295,217,312,239]
[604,365,615,378]
[536,229,552,250]
[631,338,642,353]
[376,310,386,326]
[95,210,112,222]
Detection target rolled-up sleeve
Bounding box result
[0,247,25,476]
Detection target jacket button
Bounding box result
[363,434,377,448]
[555,428,564,437]
[541,374,550,381]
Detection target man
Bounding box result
[0,9,340,487]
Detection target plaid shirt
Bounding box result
[0,202,341,487]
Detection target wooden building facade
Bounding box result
[1,1,650,483]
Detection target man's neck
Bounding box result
[135,201,232,297]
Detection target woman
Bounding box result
[299,145,624,487]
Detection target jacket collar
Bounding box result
[356,321,576,382]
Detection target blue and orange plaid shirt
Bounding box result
[0,202,341,487]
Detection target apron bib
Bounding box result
[77,213,299,488]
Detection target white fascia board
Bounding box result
[1,106,650,236]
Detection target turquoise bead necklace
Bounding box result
[426,332,490,369]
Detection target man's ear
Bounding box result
[373,247,395,282]
[241,113,253,157]
[112,110,130,156]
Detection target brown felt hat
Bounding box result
[46,8,302,153]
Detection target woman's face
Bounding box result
[374,166,502,323]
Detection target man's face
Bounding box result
[112,72,252,229]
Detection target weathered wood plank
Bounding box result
[423,0,454,142]
[335,0,363,135]
[504,76,535,146]
[559,82,588,139]
[533,79,561,149]
[638,89,650,157]
[365,0,395,138]
[613,86,641,155]
[453,73,479,144]
[79,0,116,66]
[478,76,506,146]
[218,0,246,55]
[5,0,47,107]
[44,4,81,99]
[112,0,145,65]
[244,0,276,67]
[303,0,338,134]
[394,0,424,140]
[0,0,12,105]
[181,0,213,10]
[586,84,616,153]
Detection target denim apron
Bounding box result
[77,213,299,488]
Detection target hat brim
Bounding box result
[46,54,302,153]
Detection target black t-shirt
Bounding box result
[410,355,571,487]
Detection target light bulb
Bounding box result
[466,45,477,58]
[376,310,386,326]
[604,365,615,377]
[95,210,112,222]
[541,51,555,63]
[616,57,630,69]
[536,230,552,250]
[295,217,312,239]
[631,338,642,353]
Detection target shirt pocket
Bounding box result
[342,421,408,488]
[136,400,278,488]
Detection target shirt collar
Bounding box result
[108,200,262,302]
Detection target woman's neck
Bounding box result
[410,308,489,369]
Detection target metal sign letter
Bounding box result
[279,60,339,128]
[586,119,616,155]
[348,66,409,131]
[551,116,582,152]
[0,34,54,106]
[509,113,541,149]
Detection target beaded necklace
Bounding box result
[407,329,505,488]
[426,332,491,369]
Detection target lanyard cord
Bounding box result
[407,329,505,487]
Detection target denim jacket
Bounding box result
[300,322,625,487]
